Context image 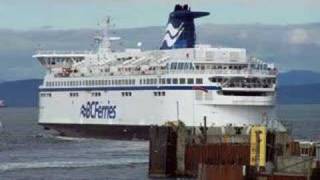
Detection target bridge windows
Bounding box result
[169,62,194,70]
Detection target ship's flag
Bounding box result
[192,86,208,93]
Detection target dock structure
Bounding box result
[148,121,320,179]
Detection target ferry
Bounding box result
[33,4,282,140]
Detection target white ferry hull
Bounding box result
[39,86,276,139]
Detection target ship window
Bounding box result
[70,92,79,97]
[166,78,171,84]
[179,78,186,84]
[160,78,166,84]
[183,63,189,70]
[187,78,194,84]
[196,78,203,84]
[171,63,177,70]
[178,63,184,70]
[92,92,101,97]
[41,93,52,97]
[172,78,178,84]
[154,91,166,96]
[121,91,132,97]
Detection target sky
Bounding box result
[0,0,320,30]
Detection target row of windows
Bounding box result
[195,64,249,70]
[141,78,203,85]
[154,91,166,96]
[40,93,52,97]
[121,92,132,97]
[41,91,169,98]
[70,92,79,97]
[46,78,203,87]
[46,79,136,87]
[92,92,101,97]
[170,62,194,70]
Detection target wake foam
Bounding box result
[0,158,148,172]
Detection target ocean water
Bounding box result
[0,105,319,179]
[0,108,149,180]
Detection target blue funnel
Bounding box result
[160,4,209,50]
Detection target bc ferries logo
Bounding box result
[162,23,184,47]
[80,101,117,119]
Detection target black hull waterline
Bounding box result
[39,123,150,140]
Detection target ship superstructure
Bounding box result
[34,5,280,139]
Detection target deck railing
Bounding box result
[35,50,94,55]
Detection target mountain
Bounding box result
[1,70,320,107]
